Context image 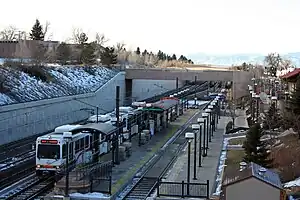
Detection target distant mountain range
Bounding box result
[188,52,300,67]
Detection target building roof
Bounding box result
[222,162,282,189]
[71,122,116,135]
[280,68,300,79]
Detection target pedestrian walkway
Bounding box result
[97,109,201,195]
[156,116,231,200]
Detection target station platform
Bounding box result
[97,109,201,195]
[156,116,231,200]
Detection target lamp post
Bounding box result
[254,94,260,122]
[271,96,278,110]
[201,112,209,156]
[197,118,205,165]
[192,124,200,180]
[210,101,217,131]
[208,105,214,136]
[205,108,212,142]
[284,91,289,103]
[185,132,195,196]
[63,132,73,199]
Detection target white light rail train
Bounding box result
[35,105,146,176]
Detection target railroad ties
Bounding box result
[124,177,157,200]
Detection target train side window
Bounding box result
[101,134,106,141]
[80,138,84,149]
[62,144,66,158]
[85,136,89,148]
[75,140,80,153]
[69,142,74,159]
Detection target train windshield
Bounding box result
[37,144,60,159]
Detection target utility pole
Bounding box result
[115,86,120,165]
[176,77,179,90]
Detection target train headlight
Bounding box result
[37,165,41,168]
[56,166,60,169]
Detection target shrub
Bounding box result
[0,74,10,93]
[226,121,233,133]
[83,66,96,75]
[20,65,53,82]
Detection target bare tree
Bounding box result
[0,26,18,40]
[69,27,86,44]
[95,33,108,46]
[114,42,125,54]
[43,21,53,41]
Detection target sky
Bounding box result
[0,0,300,56]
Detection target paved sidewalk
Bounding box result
[156,116,231,200]
[99,109,200,195]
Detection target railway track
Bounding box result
[0,137,36,161]
[0,173,55,200]
[117,103,210,200]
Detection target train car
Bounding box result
[35,124,92,176]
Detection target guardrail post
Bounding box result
[181,180,185,198]
[89,174,93,192]
[206,180,210,199]
[109,176,112,195]
[157,178,160,197]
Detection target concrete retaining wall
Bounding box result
[0,72,126,145]
[131,79,184,101]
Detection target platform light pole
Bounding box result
[201,113,209,156]
[185,132,194,196]
[192,124,200,180]
[197,118,205,166]
[208,105,215,135]
[115,86,120,165]
[205,109,212,142]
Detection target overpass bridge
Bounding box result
[125,68,252,99]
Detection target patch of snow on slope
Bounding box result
[0,66,117,106]
[284,177,300,188]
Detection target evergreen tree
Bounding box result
[136,47,140,55]
[100,47,117,66]
[30,19,44,41]
[78,32,88,45]
[56,42,71,65]
[157,50,163,60]
[263,102,281,130]
[172,54,177,60]
[288,76,300,115]
[243,123,273,168]
[81,42,96,65]
[142,49,148,56]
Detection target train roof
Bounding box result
[71,122,116,135]
[37,131,88,140]
[54,124,82,133]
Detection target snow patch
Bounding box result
[69,192,110,199]
[0,66,117,106]
[284,177,300,188]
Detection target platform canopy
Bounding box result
[143,98,178,112]
[71,122,116,135]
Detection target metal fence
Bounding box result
[157,180,210,199]
[90,176,112,195]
